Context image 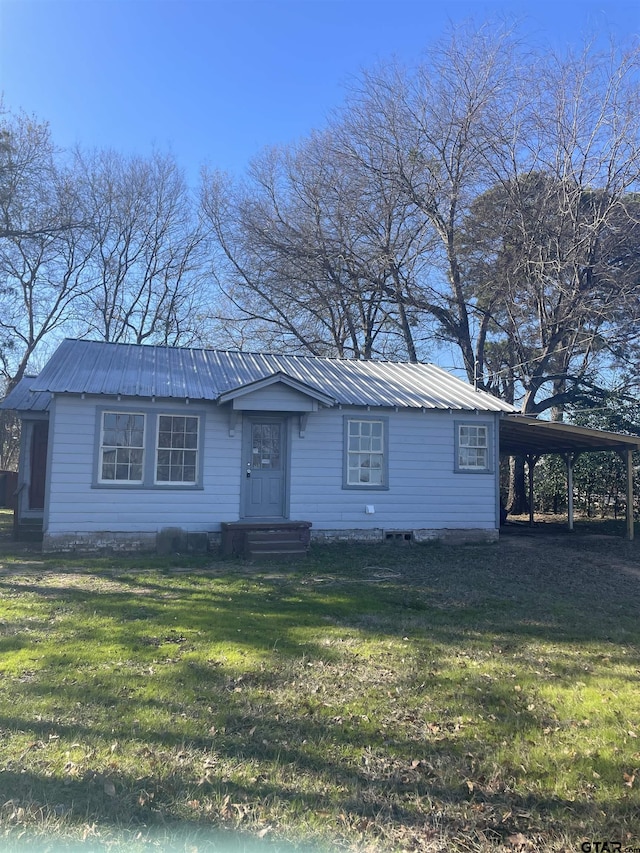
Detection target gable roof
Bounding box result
[0,376,52,413]
[12,339,514,412]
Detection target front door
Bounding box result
[29,421,49,510]
[242,417,287,518]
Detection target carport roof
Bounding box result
[500,415,640,457]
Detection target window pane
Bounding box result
[156,415,198,482]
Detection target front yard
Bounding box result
[0,510,638,851]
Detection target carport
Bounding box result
[499,415,640,540]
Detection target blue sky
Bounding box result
[1,0,639,186]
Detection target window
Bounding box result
[456,423,491,472]
[95,408,203,488]
[156,415,199,483]
[345,418,387,488]
[100,412,145,483]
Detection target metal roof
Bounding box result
[20,338,514,412]
[500,415,640,456]
[0,376,52,413]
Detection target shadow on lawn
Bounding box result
[0,733,637,847]
[0,536,639,846]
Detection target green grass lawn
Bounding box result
[0,511,639,851]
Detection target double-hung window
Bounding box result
[96,409,202,488]
[99,412,145,483]
[156,415,199,484]
[344,417,388,488]
[455,422,491,472]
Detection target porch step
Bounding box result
[15,518,44,542]
[245,533,309,560]
[221,521,312,559]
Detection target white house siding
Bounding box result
[289,407,499,531]
[44,393,500,548]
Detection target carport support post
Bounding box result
[626,448,634,541]
[566,453,574,531]
[526,454,537,526]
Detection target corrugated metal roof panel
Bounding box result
[29,339,515,412]
[0,376,52,412]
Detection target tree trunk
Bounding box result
[506,455,529,515]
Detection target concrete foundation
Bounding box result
[310,528,499,545]
[42,525,498,553]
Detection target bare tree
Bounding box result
[337,28,640,405]
[201,126,433,360]
[0,113,91,388]
[74,149,211,346]
[475,42,640,414]
[0,107,71,242]
[336,25,523,378]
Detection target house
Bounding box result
[1,338,515,553]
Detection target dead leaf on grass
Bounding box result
[623,772,635,787]
[507,833,531,849]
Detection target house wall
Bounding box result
[44,395,240,549]
[290,407,499,532]
[43,394,500,550]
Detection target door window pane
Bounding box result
[251,423,281,470]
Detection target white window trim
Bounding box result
[454,420,493,473]
[342,415,389,490]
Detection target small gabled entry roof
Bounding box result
[217,372,336,408]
